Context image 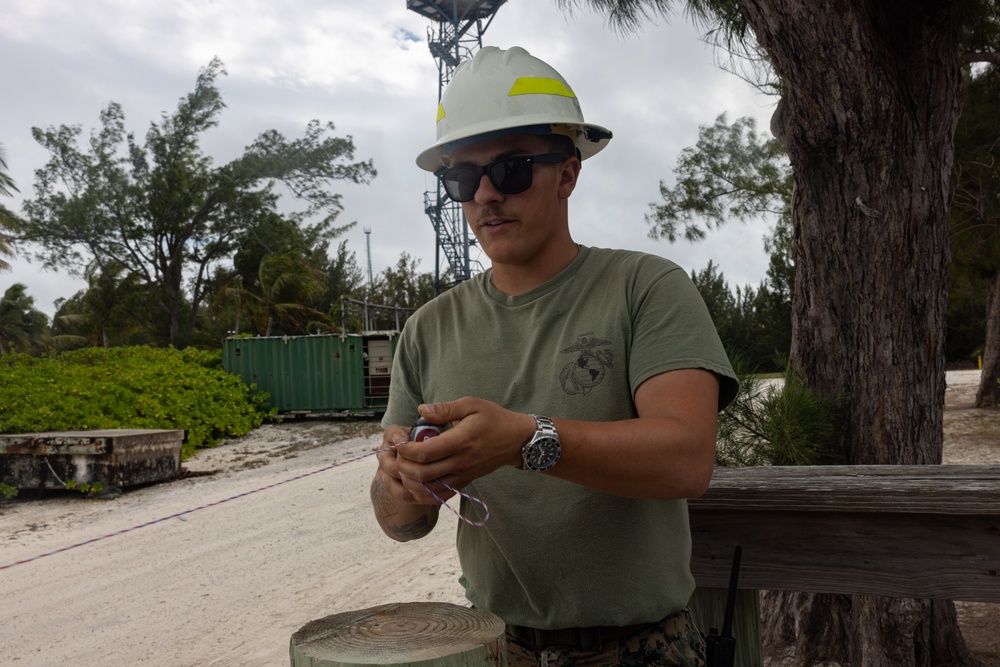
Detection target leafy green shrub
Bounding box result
[717,356,843,467]
[0,347,273,458]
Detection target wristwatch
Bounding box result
[521,415,561,472]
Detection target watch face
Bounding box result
[527,437,560,470]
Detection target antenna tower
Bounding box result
[364,227,374,294]
[406,0,507,293]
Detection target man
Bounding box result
[370,45,738,666]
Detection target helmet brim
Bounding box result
[416,121,613,172]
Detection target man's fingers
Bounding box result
[418,396,482,425]
[396,448,455,481]
[417,402,448,424]
[382,426,410,448]
[403,477,458,505]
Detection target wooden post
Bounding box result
[290,602,507,667]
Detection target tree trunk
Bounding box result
[974,269,1000,407]
[167,298,181,347]
[158,244,185,347]
[737,0,982,664]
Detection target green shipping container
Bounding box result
[222,334,395,416]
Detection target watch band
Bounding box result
[530,414,557,438]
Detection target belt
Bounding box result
[505,620,655,650]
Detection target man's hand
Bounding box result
[370,424,440,541]
[393,398,535,505]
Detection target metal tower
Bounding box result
[406,0,507,293]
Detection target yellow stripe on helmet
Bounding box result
[437,103,446,123]
[508,77,576,98]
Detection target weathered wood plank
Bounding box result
[688,465,1000,602]
[694,465,1000,514]
[690,510,1000,602]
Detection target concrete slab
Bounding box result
[0,429,185,490]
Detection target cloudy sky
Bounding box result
[1,0,778,317]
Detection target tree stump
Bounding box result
[289,602,507,667]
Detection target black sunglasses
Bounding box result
[436,153,569,203]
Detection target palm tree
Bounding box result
[55,260,146,348]
[0,143,20,271]
[221,252,329,336]
[0,283,46,353]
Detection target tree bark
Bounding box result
[974,268,1000,407]
[737,0,981,664]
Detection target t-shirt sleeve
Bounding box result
[628,263,739,411]
[380,321,423,429]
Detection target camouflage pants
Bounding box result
[505,608,707,667]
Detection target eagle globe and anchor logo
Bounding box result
[559,335,614,395]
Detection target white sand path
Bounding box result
[0,430,465,666]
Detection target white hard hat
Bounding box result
[416,46,613,172]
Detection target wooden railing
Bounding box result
[688,465,1000,603]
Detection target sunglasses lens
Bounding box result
[441,167,478,202]
[488,158,533,196]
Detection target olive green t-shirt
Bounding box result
[382,245,737,629]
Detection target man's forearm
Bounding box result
[370,475,440,542]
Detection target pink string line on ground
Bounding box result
[0,445,489,572]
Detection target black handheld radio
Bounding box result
[704,545,742,667]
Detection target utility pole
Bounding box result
[364,227,374,296]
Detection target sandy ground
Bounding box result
[0,422,466,666]
[1,370,997,666]
[941,370,1000,664]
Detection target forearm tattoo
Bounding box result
[370,476,437,541]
